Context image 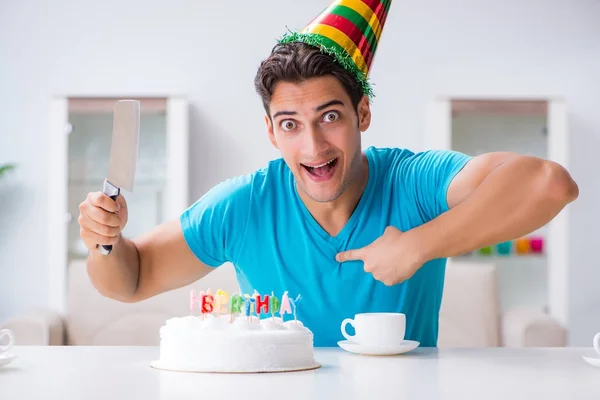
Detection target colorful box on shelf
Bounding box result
[478,246,493,255]
[496,241,512,255]
[515,238,530,254]
[529,237,544,254]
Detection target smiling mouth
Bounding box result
[301,158,339,178]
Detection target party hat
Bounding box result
[278,0,393,99]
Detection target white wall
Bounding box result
[1,0,598,346]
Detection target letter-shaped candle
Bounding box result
[269,292,280,318]
[289,294,302,321]
[256,294,270,315]
[279,291,292,317]
[202,293,214,314]
[230,293,243,314]
[190,290,204,314]
[215,289,229,315]
[243,294,255,318]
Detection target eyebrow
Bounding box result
[272,99,345,119]
[315,99,344,111]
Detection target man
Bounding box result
[78,0,578,347]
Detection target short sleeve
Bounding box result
[399,149,472,220]
[180,174,253,268]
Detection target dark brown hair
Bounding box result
[254,42,364,116]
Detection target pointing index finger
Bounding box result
[336,249,364,263]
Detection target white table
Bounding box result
[1,346,599,399]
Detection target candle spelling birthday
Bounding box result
[189,289,301,322]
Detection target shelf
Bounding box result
[453,254,546,261]
[68,179,165,185]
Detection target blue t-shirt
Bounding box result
[180,146,471,347]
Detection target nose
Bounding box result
[303,126,328,156]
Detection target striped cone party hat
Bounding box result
[279,0,393,99]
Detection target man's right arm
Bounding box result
[80,191,214,303]
[80,173,252,303]
[86,220,213,303]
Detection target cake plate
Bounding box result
[149,360,321,374]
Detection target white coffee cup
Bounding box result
[0,329,15,354]
[341,312,406,346]
[593,332,600,356]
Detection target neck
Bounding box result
[297,153,369,236]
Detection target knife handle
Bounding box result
[97,180,120,256]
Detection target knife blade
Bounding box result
[97,99,140,255]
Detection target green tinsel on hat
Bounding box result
[278,31,375,100]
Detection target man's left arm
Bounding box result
[336,150,579,286]
[413,151,579,262]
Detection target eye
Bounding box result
[280,119,297,131]
[322,111,340,123]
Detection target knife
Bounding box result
[97,99,140,255]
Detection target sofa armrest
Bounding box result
[501,307,567,347]
[1,309,65,345]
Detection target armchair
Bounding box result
[438,259,567,347]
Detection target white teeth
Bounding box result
[310,158,336,168]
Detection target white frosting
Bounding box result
[284,320,307,330]
[260,319,287,330]
[158,314,317,373]
[232,317,261,331]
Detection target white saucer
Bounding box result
[337,340,419,356]
[582,356,600,367]
[0,352,17,367]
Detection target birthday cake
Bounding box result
[152,289,319,373]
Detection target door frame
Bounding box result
[424,96,570,326]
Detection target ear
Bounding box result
[357,95,371,132]
[265,115,279,149]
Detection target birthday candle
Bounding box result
[215,289,229,315]
[201,292,214,314]
[190,290,204,314]
[270,292,280,319]
[256,294,270,315]
[243,294,255,318]
[279,291,292,317]
[252,290,260,317]
[289,294,302,321]
[230,293,243,314]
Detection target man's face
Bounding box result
[266,75,371,203]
